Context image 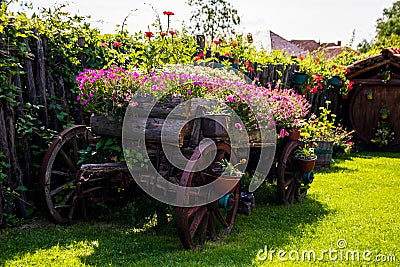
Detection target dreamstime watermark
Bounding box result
[256,239,397,263]
[122,64,276,207]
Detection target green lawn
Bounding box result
[0,152,399,266]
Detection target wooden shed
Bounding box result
[346,48,400,151]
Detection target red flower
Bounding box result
[194,53,205,61]
[315,57,320,65]
[248,67,254,72]
[224,52,231,57]
[163,11,175,16]
[313,74,323,83]
[298,54,305,60]
[169,30,176,35]
[113,41,123,47]
[213,40,222,45]
[346,81,355,91]
[230,41,238,47]
[99,42,108,47]
[160,32,167,37]
[244,61,251,67]
[312,86,318,94]
[145,32,154,38]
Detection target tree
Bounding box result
[357,1,400,52]
[376,1,400,38]
[186,0,240,42]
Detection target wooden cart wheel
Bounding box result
[40,125,93,223]
[176,141,240,250]
[277,140,306,205]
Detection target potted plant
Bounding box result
[379,107,390,120]
[294,142,317,173]
[365,90,373,100]
[300,100,354,168]
[328,75,343,87]
[292,71,309,85]
[380,70,391,83]
[213,158,246,193]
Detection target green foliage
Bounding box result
[377,1,400,38]
[0,152,9,184]
[187,0,240,41]
[301,100,354,152]
[78,137,123,165]
[358,1,400,53]
[294,142,317,160]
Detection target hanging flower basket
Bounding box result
[292,71,308,85]
[328,76,343,87]
[295,157,317,173]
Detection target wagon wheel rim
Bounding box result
[277,140,303,205]
[176,141,240,250]
[40,125,92,223]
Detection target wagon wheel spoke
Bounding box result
[187,206,201,218]
[59,149,77,173]
[72,136,79,164]
[213,209,229,228]
[198,212,210,245]
[208,212,217,241]
[50,180,76,197]
[189,207,207,238]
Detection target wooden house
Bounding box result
[346,48,400,151]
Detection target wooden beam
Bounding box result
[351,78,400,85]
[347,60,389,79]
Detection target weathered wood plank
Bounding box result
[34,32,49,128]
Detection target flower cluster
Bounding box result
[301,100,337,142]
[371,121,395,147]
[300,100,354,151]
[295,142,318,160]
[76,65,311,135]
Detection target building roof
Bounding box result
[269,31,306,56]
[290,40,321,53]
[346,48,400,79]
[315,46,348,60]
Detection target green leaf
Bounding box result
[16,185,28,192]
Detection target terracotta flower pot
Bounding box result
[295,157,317,173]
[214,174,241,193]
[287,127,301,141]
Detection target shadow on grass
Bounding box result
[0,195,331,266]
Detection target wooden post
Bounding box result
[14,68,33,188]
[5,98,27,217]
[47,75,59,131]
[34,31,49,128]
[24,40,37,105]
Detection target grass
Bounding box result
[0,151,399,266]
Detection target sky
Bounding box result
[10,0,396,48]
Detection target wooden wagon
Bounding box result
[40,93,314,250]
